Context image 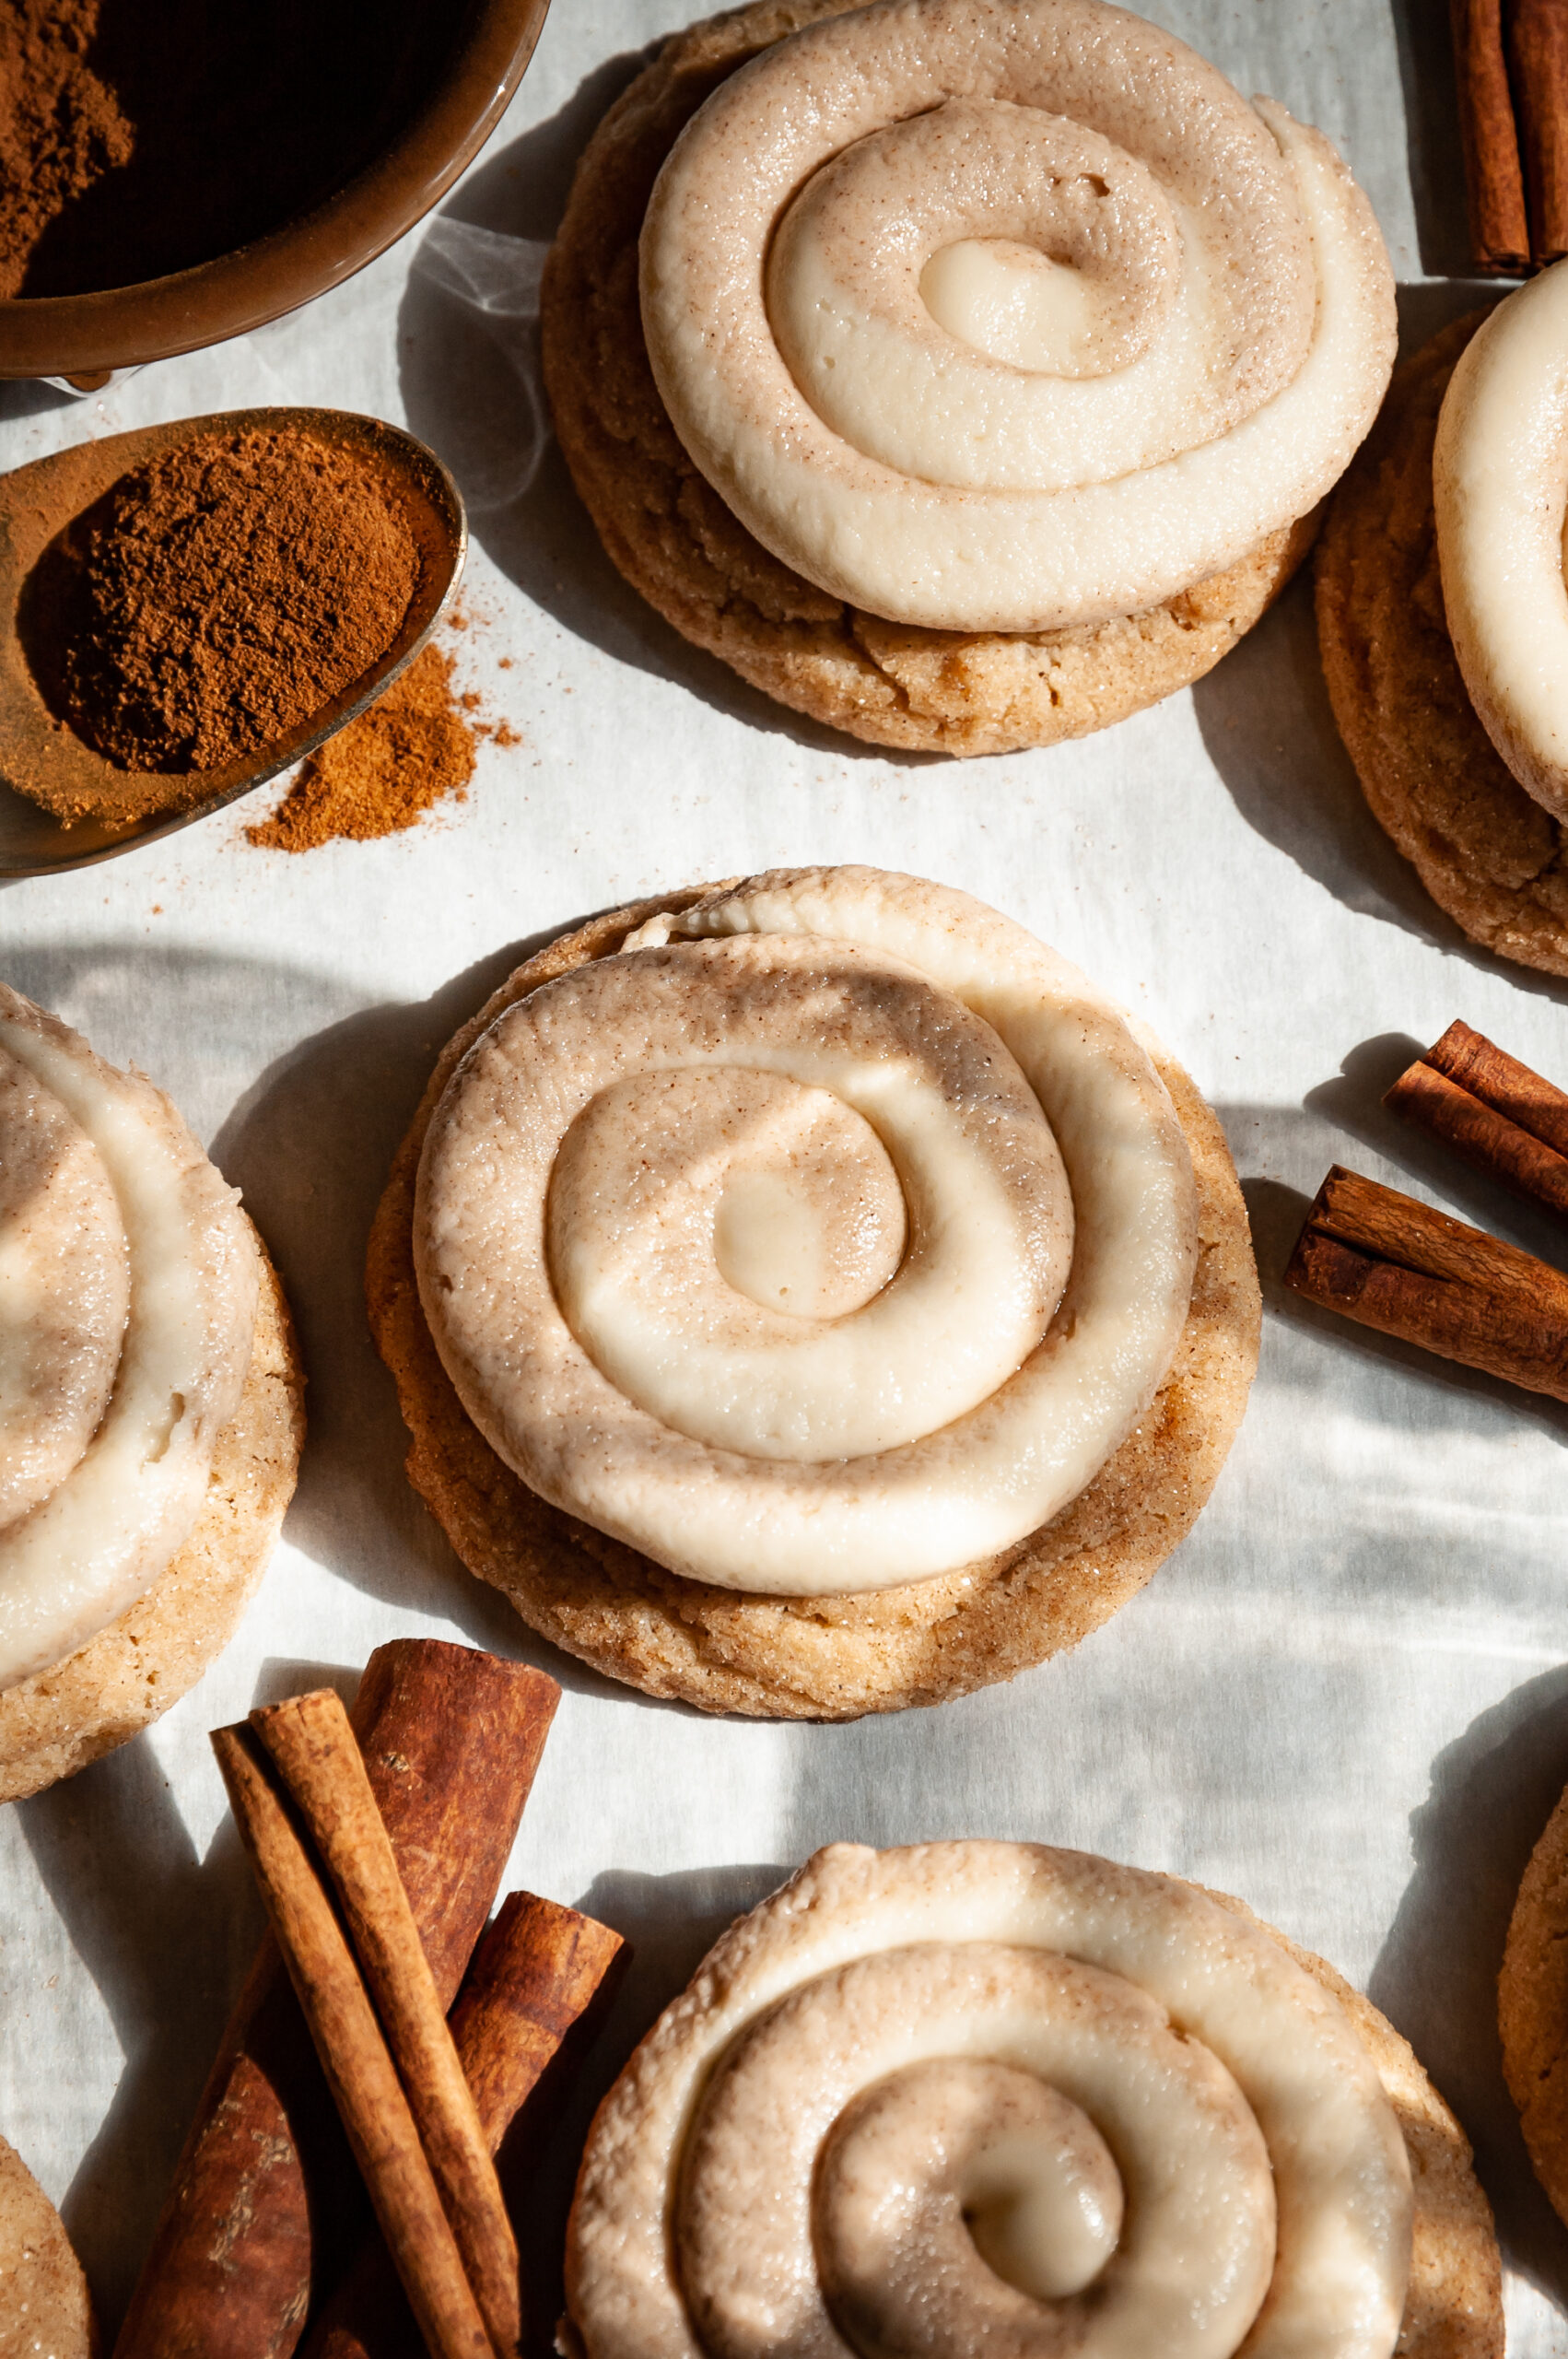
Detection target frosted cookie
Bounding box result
[0,985,304,1801]
[1317,299,1568,978]
[564,1842,1503,2358]
[542,0,1394,757]
[1500,1779,1568,2225]
[368,868,1258,1718]
[0,2134,93,2359]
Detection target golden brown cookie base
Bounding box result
[0,2133,94,2359]
[366,892,1260,1720]
[1316,311,1568,978]
[1500,1780,1568,2231]
[541,0,1317,760]
[0,1226,305,1802]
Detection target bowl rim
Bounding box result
[0,0,553,381]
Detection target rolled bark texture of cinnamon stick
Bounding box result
[303,1895,627,2359]
[1509,0,1568,261]
[115,1642,558,2359]
[1453,0,1531,267]
[1387,1019,1568,1220]
[252,1688,521,2359]
[211,1725,499,2359]
[1285,1163,1568,1401]
[452,1895,628,2156]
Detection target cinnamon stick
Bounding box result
[252,1690,521,2359]
[449,1895,627,2154]
[1454,0,1531,268]
[304,1895,627,2359]
[1284,1164,1568,1399]
[115,1643,558,2359]
[1387,1020,1568,1219]
[211,1725,495,2359]
[1508,0,1568,261]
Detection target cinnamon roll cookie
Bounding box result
[563,1843,1503,2358]
[543,0,1396,756]
[0,985,303,1800]
[0,2133,93,2359]
[1318,271,1568,978]
[367,867,1258,1717]
[1499,1778,1568,2227]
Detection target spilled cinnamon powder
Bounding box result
[245,643,474,851]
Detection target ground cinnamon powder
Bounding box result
[1,0,446,299]
[245,643,476,851]
[0,0,132,297]
[23,426,420,773]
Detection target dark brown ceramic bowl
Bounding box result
[0,0,551,385]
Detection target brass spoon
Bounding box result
[0,405,466,879]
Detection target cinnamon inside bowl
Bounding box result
[0,0,551,380]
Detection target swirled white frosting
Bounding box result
[566,1842,1414,2359]
[1433,261,1568,823]
[0,987,256,1688]
[639,0,1396,632]
[414,867,1197,1597]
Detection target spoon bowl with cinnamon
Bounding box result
[0,405,466,877]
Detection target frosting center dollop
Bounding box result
[818,2054,1131,2320]
[537,944,1071,1464]
[952,2066,1125,2299]
[561,1067,909,1331]
[919,239,1120,376]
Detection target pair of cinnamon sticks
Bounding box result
[216,1693,523,2359]
[114,1640,622,2359]
[1285,1021,1568,1403]
[1453,0,1568,270]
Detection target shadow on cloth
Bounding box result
[520,1863,789,2351]
[15,1742,263,2326]
[205,923,659,1697]
[3,933,647,1675]
[1386,0,1476,280]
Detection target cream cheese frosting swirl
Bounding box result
[1433,260,1568,824]
[566,1842,1414,2359]
[638,0,1396,633]
[0,987,256,1690]
[414,868,1198,1596]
